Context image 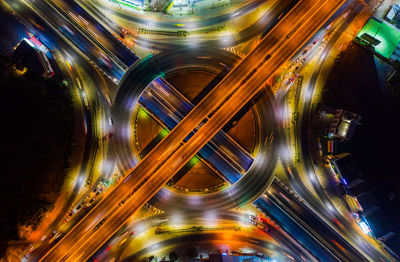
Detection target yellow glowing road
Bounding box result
[39,0,345,261]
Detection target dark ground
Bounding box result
[0,8,75,256]
[0,55,75,255]
[323,42,400,251]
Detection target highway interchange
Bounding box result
[3,0,398,261]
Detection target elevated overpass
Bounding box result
[39,0,347,261]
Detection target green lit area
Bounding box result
[137,106,169,137]
[188,155,200,166]
[116,0,140,10]
[159,128,169,138]
[357,18,400,59]
[138,107,150,119]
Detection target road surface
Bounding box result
[39,0,346,260]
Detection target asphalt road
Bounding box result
[93,211,318,262]
[139,80,251,176]
[1,1,117,259]
[95,0,268,30]
[267,180,367,261]
[143,77,253,172]
[38,0,346,260]
[276,1,393,260]
[11,0,129,79]
[132,0,296,49]
[50,0,138,66]
[142,76,354,261]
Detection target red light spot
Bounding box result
[331,239,345,252]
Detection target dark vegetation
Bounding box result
[169,251,179,261]
[0,55,75,255]
[324,43,400,193]
[186,246,198,258]
[323,43,400,251]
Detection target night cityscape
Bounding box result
[1,0,400,261]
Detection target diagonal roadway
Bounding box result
[140,78,253,177]
[146,78,254,172]
[267,180,367,261]
[113,0,326,173]
[39,0,347,261]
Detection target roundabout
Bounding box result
[5,0,398,260]
[112,48,280,212]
